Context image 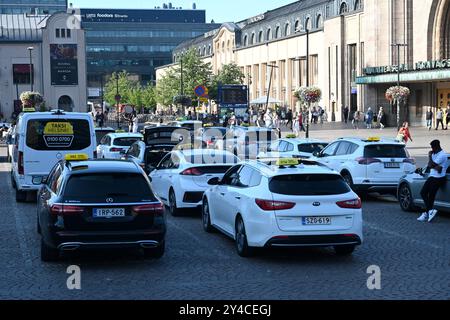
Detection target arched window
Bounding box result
[354,0,363,10]
[243,35,248,46]
[340,2,348,14]
[316,14,324,28]
[284,23,291,36]
[208,45,212,55]
[275,26,281,39]
[198,48,201,55]
[266,28,272,41]
[294,20,300,33]
[203,46,206,56]
[258,30,263,43]
[250,33,255,45]
[305,17,312,31]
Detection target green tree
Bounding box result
[104,71,139,106]
[209,62,245,102]
[142,85,157,111]
[156,48,213,111]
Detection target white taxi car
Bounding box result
[257,138,328,160]
[96,132,143,159]
[202,158,363,257]
[311,137,416,193]
[149,149,240,216]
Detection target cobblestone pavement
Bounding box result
[0,145,448,300]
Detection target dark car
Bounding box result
[37,156,166,261]
[124,140,176,174]
[94,127,115,146]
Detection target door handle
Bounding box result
[235,196,241,200]
[220,193,225,196]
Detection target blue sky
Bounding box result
[70,0,296,23]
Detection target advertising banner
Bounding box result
[50,44,78,85]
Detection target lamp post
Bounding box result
[391,43,408,130]
[27,47,34,92]
[265,64,279,112]
[114,73,121,129]
[295,23,310,138]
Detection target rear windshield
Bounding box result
[114,137,141,147]
[298,143,328,154]
[183,153,240,164]
[269,174,351,196]
[95,130,114,145]
[64,173,156,201]
[364,145,407,158]
[26,119,91,151]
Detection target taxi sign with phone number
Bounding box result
[65,154,88,161]
[43,122,74,148]
[276,158,299,166]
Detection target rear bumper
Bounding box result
[265,234,362,247]
[353,183,397,192]
[48,229,165,250]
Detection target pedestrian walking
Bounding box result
[436,107,445,130]
[418,140,448,222]
[396,122,413,144]
[132,112,139,133]
[286,109,293,130]
[352,111,361,129]
[426,107,434,131]
[445,105,450,130]
[343,106,349,124]
[264,110,273,128]
[378,107,386,130]
[365,107,374,129]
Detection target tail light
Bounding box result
[255,199,296,211]
[181,168,203,176]
[50,204,85,216]
[207,140,214,146]
[110,147,123,152]
[132,203,164,216]
[356,157,381,165]
[336,198,362,209]
[403,158,415,165]
[18,151,24,175]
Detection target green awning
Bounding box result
[356,69,450,84]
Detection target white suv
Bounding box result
[311,137,416,193]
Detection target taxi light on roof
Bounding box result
[367,137,381,142]
[276,158,299,166]
[65,154,89,161]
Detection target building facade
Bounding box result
[80,7,220,99]
[0,11,87,120]
[0,0,67,14]
[161,0,450,126]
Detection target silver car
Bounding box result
[397,155,450,213]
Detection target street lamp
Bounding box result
[295,23,311,138]
[391,43,408,129]
[27,47,34,92]
[114,73,121,129]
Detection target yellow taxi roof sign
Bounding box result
[65,154,89,161]
[276,158,299,167]
[44,122,74,135]
[367,137,381,142]
[23,107,36,113]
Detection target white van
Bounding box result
[11,110,96,202]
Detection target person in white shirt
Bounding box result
[418,140,448,222]
[132,113,139,133]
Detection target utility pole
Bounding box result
[265,64,279,112]
[27,47,34,92]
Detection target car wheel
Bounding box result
[40,238,59,262]
[15,189,27,202]
[398,183,416,212]
[341,172,355,190]
[235,217,254,257]
[334,245,355,256]
[169,189,181,217]
[37,215,41,234]
[11,171,16,189]
[143,240,165,259]
[202,199,214,233]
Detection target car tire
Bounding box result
[143,240,165,259]
[40,238,59,262]
[235,217,254,257]
[398,183,417,212]
[15,189,27,202]
[202,199,215,233]
[11,171,16,189]
[334,245,355,256]
[37,215,41,234]
[341,171,355,191]
[169,189,181,217]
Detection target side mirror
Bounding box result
[415,167,424,175]
[207,177,221,185]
